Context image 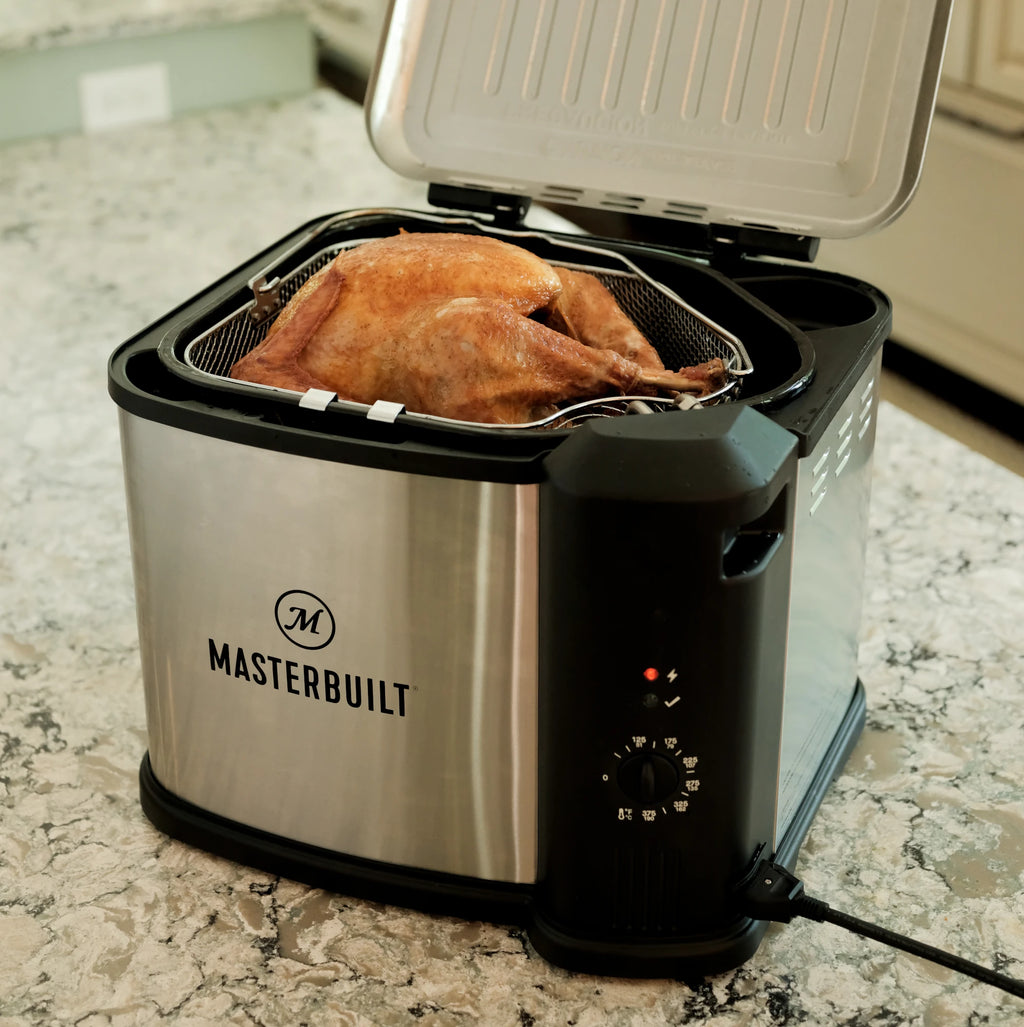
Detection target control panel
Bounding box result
[600,668,702,824]
[533,404,797,959]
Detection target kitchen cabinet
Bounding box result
[974,0,1024,106]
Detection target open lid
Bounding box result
[366,0,953,242]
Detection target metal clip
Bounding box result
[298,388,337,411]
[367,400,406,423]
[247,273,282,322]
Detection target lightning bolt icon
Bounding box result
[667,668,678,683]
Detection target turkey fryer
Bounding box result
[109,0,953,980]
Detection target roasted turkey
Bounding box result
[230,231,727,424]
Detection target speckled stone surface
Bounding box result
[1,88,1023,1025]
[1,0,305,50]
[2,0,380,53]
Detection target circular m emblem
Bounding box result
[274,590,336,650]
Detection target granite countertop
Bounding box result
[1,0,305,51]
[1,88,1023,1025]
[1,0,377,53]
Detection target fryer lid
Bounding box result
[367,0,953,239]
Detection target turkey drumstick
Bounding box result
[546,266,664,371]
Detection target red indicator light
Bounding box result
[643,667,659,682]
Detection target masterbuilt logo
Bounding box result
[206,588,410,718]
[274,589,335,650]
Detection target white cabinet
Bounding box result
[942,0,1024,102]
[938,1,1024,131]
[975,0,1024,106]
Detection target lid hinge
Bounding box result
[427,183,531,228]
[708,224,820,265]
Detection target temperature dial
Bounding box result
[616,753,679,803]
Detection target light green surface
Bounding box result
[0,12,314,143]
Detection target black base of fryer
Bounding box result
[138,680,866,978]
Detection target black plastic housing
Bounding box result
[531,404,797,973]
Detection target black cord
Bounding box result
[738,857,1024,1000]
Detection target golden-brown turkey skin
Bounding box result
[346,297,651,423]
[233,266,645,423]
[265,231,562,343]
[230,231,720,424]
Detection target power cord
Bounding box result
[738,856,1024,1000]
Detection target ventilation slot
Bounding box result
[661,201,708,222]
[611,846,686,934]
[599,193,644,210]
[539,185,584,204]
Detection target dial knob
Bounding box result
[617,753,680,803]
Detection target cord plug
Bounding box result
[738,857,830,924]
[737,859,808,923]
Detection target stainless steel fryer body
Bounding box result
[117,352,880,883]
[778,353,881,839]
[119,413,539,883]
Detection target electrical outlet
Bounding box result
[79,62,172,133]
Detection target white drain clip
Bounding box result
[367,400,406,423]
[298,388,337,411]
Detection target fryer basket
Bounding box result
[177,212,753,429]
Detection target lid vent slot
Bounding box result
[538,185,584,204]
[599,193,644,210]
[661,201,709,222]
